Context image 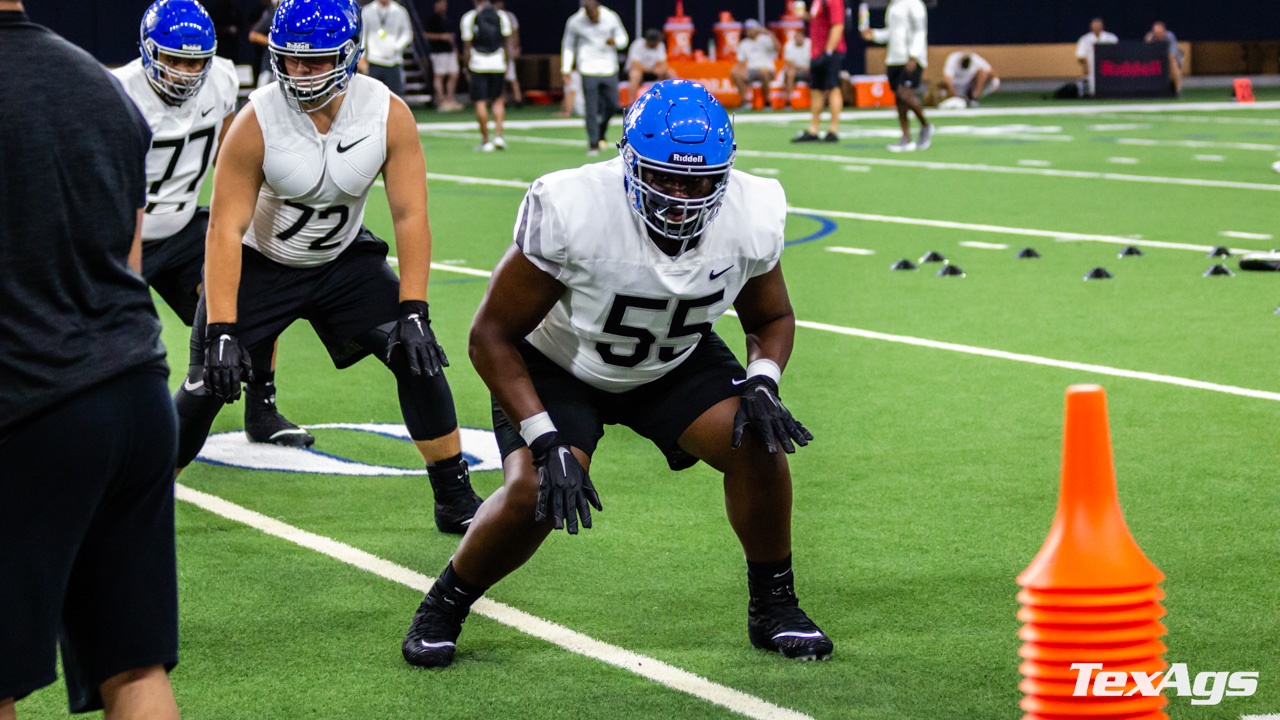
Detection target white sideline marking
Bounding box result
[841,165,872,172]
[751,168,781,175]
[1221,230,1274,241]
[1096,112,1280,127]
[733,149,1280,193]
[783,319,1280,403]
[428,172,529,189]
[1114,137,1279,152]
[959,241,1009,250]
[174,484,817,720]
[1195,154,1226,162]
[1107,157,1140,165]
[785,205,1254,255]
[1017,159,1051,167]
[431,262,495,278]
[1240,715,1280,719]
[1088,123,1151,131]
[825,246,875,255]
[414,101,1280,132]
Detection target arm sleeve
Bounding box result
[460,12,473,42]
[908,5,927,62]
[612,13,629,48]
[501,11,513,37]
[395,7,413,51]
[216,59,240,115]
[560,19,577,75]
[514,182,567,279]
[871,27,889,44]
[1076,36,1089,58]
[749,178,787,278]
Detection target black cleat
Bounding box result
[402,589,469,668]
[431,459,483,535]
[748,598,834,661]
[244,394,314,448]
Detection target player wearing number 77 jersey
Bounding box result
[402,79,831,668]
[173,0,485,535]
[114,0,312,448]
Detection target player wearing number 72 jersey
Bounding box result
[172,0,484,534]
[114,0,311,448]
[402,80,831,668]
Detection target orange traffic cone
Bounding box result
[1017,385,1168,720]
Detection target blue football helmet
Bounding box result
[269,0,363,113]
[139,0,217,105]
[619,80,736,251]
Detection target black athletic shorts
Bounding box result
[470,71,505,102]
[188,227,400,372]
[492,332,746,471]
[141,207,208,326]
[0,367,178,713]
[887,63,923,92]
[809,51,845,91]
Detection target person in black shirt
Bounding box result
[0,3,181,718]
[423,0,461,110]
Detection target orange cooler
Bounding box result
[664,1,694,61]
[712,12,743,62]
[853,74,891,107]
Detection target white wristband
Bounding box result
[745,359,782,385]
[518,411,557,446]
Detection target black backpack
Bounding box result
[471,6,504,54]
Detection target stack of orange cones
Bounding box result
[1017,385,1168,720]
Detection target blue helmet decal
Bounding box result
[268,0,363,113]
[139,0,217,105]
[620,80,736,251]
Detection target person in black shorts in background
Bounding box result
[864,0,932,151]
[0,2,181,718]
[792,0,845,143]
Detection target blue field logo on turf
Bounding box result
[1071,663,1258,705]
[196,423,503,475]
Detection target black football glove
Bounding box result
[529,432,601,535]
[385,300,449,377]
[203,323,254,403]
[731,375,813,454]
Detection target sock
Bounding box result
[427,453,472,502]
[747,555,796,604]
[430,561,488,612]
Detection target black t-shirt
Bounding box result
[0,11,167,437]
[425,12,454,53]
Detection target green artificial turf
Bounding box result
[18,98,1278,719]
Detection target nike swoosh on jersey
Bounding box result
[336,135,371,153]
[200,106,214,117]
[709,265,735,280]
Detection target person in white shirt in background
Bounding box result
[424,0,463,111]
[494,0,523,105]
[942,50,999,107]
[359,0,413,96]
[1076,18,1118,96]
[731,19,778,110]
[863,0,932,152]
[783,31,810,110]
[626,28,675,105]
[461,0,513,152]
[561,0,629,156]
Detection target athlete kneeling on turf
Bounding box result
[402,79,832,667]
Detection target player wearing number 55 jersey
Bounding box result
[173,0,484,534]
[114,0,311,448]
[402,80,832,668]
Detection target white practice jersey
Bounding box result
[113,57,239,240]
[243,75,389,267]
[516,158,786,393]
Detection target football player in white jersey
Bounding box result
[402,80,832,668]
[171,0,484,534]
[115,0,313,448]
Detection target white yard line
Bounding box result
[825,247,875,255]
[959,241,1009,250]
[1017,159,1052,167]
[414,101,1280,133]
[841,165,872,172]
[1113,137,1279,152]
[174,484,817,720]
[785,205,1254,255]
[1220,230,1273,241]
[1106,157,1141,164]
[732,149,1280,193]
[1194,154,1226,162]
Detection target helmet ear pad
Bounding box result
[620,80,737,249]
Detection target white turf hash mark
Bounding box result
[173,485,817,720]
[1220,230,1273,241]
[825,246,876,255]
[959,241,1009,250]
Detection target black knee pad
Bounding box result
[174,367,224,468]
[355,323,459,441]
